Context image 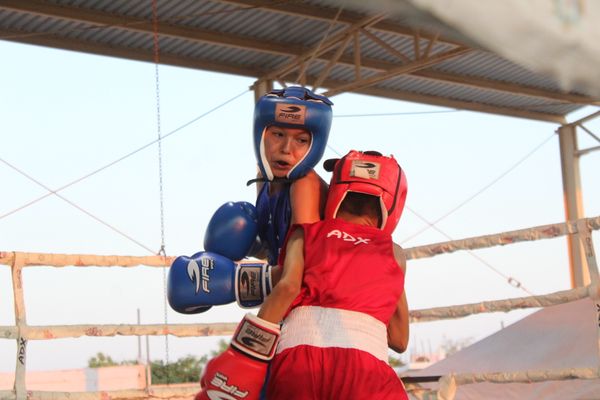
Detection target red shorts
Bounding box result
[266,345,408,400]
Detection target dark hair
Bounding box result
[339,192,382,225]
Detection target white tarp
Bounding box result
[406,298,600,399]
[336,0,600,97]
[406,0,600,96]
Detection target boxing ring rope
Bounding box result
[405,215,600,399]
[1,215,599,399]
[405,216,600,261]
[421,367,600,400]
[409,284,595,323]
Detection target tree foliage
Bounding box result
[440,336,474,356]
[388,354,406,368]
[150,355,207,384]
[87,339,230,384]
[89,337,409,382]
[88,352,118,368]
[210,339,229,357]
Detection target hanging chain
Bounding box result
[152,0,170,384]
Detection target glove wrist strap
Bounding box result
[231,314,280,361]
[235,261,272,308]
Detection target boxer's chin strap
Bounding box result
[246,176,297,186]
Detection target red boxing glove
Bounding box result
[196,314,280,400]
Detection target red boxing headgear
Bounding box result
[324,150,407,235]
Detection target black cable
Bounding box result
[0,89,250,224]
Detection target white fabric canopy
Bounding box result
[407,0,600,96]
[339,0,600,97]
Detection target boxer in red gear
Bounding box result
[257,150,409,400]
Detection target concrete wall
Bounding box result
[0,365,146,391]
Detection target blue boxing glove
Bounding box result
[167,251,272,314]
[204,201,258,261]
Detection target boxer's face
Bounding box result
[263,126,311,178]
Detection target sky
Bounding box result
[1,39,599,374]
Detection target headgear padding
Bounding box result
[253,86,333,181]
[324,150,407,235]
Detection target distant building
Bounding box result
[408,349,447,371]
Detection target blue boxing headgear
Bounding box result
[253,86,333,181]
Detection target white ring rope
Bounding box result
[0,251,173,268]
[402,216,600,399]
[1,216,598,333]
[409,284,595,322]
[405,215,600,260]
[447,367,600,386]
[0,323,238,341]
[1,216,599,400]
[406,368,600,400]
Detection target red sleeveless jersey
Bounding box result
[285,218,404,325]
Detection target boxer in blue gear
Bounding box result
[168,87,333,313]
[251,86,333,265]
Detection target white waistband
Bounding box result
[277,306,389,363]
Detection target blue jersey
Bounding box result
[256,182,292,265]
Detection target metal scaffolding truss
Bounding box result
[0,0,598,123]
